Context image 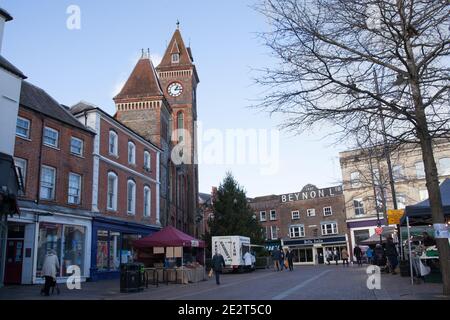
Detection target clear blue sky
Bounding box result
[2,0,348,197]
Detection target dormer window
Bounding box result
[172,53,180,63]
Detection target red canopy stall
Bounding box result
[133,226,206,284]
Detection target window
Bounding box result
[396,193,406,209]
[70,137,83,156]
[128,141,136,165]
[172,53,180,63]
[14,158,27,194]
[43,127,59,148]
[419,189,428,201]
[260,211,266,222]
[107,172,118,211]
[350,171,361,188]
[353,199,365,215]
[321,222,338,235]
[144,186,151,217]
[177,112,184,142]
[270,210,277,221]
[323,206,333,216]
[439,158,450,176]
[40,166,56,200]
[393,165,404,181]
[289,225,305,238]
[354,229,371,245]
[68,173,81,205]
[144,151,151,171]
[127,180,136,215]
[109,130,118,156]
[415,162,425,179]
[307,208,316,217]
[16,117,30,138]
[291,211,300,220]
[270,226,278,240]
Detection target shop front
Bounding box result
[5,202,92,285]
[282,235,349,265]
[347,217,387,258]
[90,217,160,281]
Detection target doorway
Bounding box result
[317,248,324,264]
[4,224,25,284]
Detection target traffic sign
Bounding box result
[387,209,405,225]
[375,227,383,235]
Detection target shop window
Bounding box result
[260,211,266,222]
[291,211,300,220]
[43,126,59,148]
[323,206,333,216]
[321,222,338,235]
[354,229,371,245]
[16,116,30,139]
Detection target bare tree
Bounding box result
[254,0,450,294]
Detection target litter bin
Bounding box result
[120,263,145,293]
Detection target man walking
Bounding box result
[212,250,226,285]
[286,249,294,271]
[385,236,399,275]
[271,247,281,271]
[353,245,363,267]
[279,247,285,271]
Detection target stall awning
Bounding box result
[0,152,21,216]
[133,225,205,248]
[401,178,450,226]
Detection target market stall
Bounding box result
[401,179,450,285]
[133,226,206,284]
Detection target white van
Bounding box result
[212,236,253,272]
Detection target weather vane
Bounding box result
[176,20,180,29]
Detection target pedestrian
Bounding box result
[286,249,294,271]
[333,248,339,265]
[353,245,363,266]
[374,244,386,269]
[212,250,226,285]
[385,236,399,275]
[271,247,281,271]
[279,246,285,271]
[422,232,436,247]
[243,250,253,272]
[341,248,349,267]
[366,246,374,265]
[41,249,60,296]
[325,249,332,265]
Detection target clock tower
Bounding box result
[157,26,199,235]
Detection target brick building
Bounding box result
[71,102,161,280]
[6,81,95,285]
[114,26,199,236]
[249,184,349,265]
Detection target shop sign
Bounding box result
[387,209,404,225]
[433,224,450,239]
[284,236,346,246]
[191,240,199,247]
[280,185,343,203]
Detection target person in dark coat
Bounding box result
[385,236,399,274]
[212,250,226,285]
[279,247,285,271]
[272,247,281,271]
[422,232,436,247]
[353,245,363,266]
[286,249,294,271]
[373,244,386,268]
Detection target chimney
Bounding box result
[0,8,13,53]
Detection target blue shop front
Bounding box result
[90,217,160,281]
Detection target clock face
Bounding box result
[168,82,183,97]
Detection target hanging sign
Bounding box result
[433,224,450,239]
[375,227,383,236]
[191,240,199,247]
[387,209,405,225]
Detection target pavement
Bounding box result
[0,264,448,300]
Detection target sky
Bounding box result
[1,0,350,197]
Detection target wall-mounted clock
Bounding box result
[168,82,183,97]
